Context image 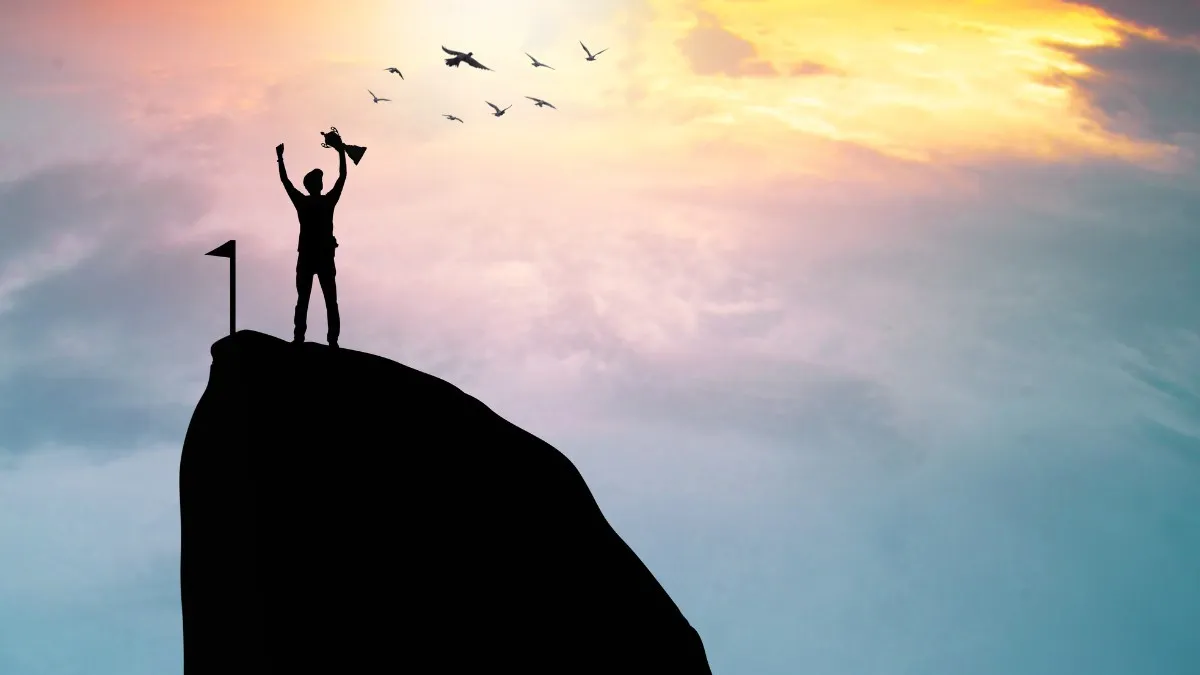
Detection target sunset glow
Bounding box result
[10,0,1187,176]
[612,0,1176,164]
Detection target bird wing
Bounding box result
[545,101,557,109]
[379,98,391,102]
[503,105,511,112]
[593,47,609,57]
[487,101,500,112]
[545,64,556,70]
[526,52,537,63]
[368,89,376,97]
[398,71,403,79]
[443,46,464,56]
[466,57,491,70]
[456,117,464,122]
[525,96,539,102]
[580,41,592,57]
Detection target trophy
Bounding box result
[320,126,366,165]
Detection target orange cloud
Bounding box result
[616,0,1182,167]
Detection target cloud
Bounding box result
[593,349,922,469]
[0,162,212,316]
[1076,0,1200,39]
[1060,35,1200,145]
[676,11,779,77]
[0,163,202,265]
[589,156,1200,455]
[790,61,842,77]
[0,162,219,456]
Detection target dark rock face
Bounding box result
[180,330,712,674]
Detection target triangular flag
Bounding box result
[205,240,235,258]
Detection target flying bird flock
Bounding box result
[360,41,610,123]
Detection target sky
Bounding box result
[1,0,1199,672]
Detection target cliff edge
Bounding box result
[180,330,713,674]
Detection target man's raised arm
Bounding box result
[328,145,348,203]
[277,143,302,202]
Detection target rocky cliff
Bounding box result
[179,330,712,674]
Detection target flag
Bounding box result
[205,240,235,258]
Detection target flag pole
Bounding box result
[229,246,236,335]
[205,239,237,336]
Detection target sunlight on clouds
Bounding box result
[81,0,1195,180]
[619,0,1179,165]
[37,0,1200,183]
[18,0,1195,176]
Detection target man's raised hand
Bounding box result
[276,143,285,159]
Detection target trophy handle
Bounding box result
[320,126,340,149]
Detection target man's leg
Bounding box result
[294,259,315,342]
[317,260,339,347]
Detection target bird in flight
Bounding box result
[443,114,464,123]
[486,101,511,117]
[580,41,609,61]
[384,67,403,79]
[442,46,492,71]
[526,96,557,109]
[368,89,390,103]
[526,53,555,69]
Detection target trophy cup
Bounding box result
[320,126,367,165]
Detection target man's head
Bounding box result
[303,169,323,195]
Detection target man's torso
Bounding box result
[292,193,338,254]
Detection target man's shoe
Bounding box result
[329,340,339,349]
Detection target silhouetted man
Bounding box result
[277,141,345,347]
